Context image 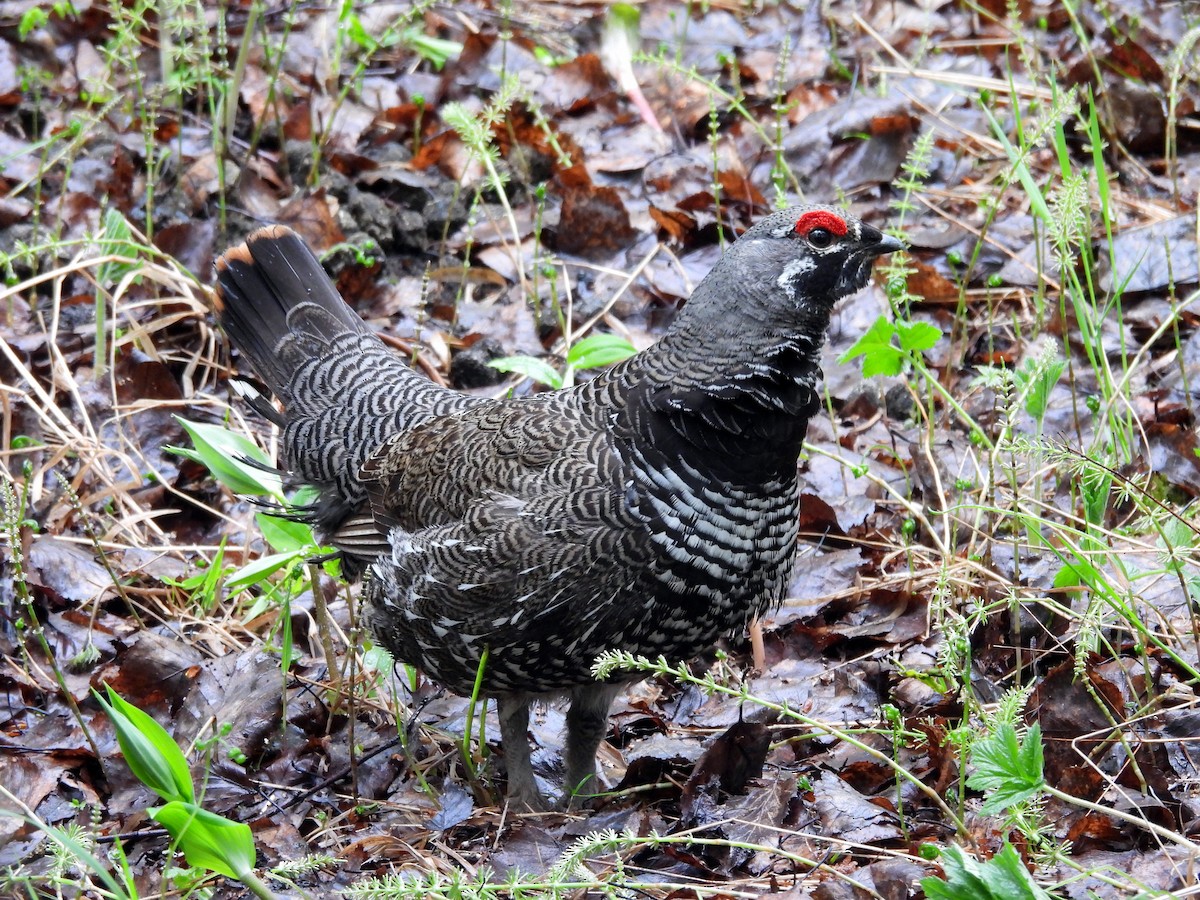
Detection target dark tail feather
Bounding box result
[212,226,372,399]
[229,376,286,427]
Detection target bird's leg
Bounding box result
[561,683,622,808]
[497,693,546,811]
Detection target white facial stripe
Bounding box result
[777,256,817,299]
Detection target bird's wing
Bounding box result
[351,395,648,693]
[352,390,642,588]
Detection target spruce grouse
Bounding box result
[212,206,903,809]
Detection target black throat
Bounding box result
[624,334,823,485]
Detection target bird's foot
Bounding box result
[504,775,600,813]
[504,774,551,813]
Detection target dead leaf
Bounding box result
[27,537,116,605]
[277,189,345,251]
[549,164,637,261]
[1100,215,1199,294]
[808,770,902,844]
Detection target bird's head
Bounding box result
[736,205,904,306]
[675,206,904,342]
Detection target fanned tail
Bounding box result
[210,225,481,565]
[213,226,373,404]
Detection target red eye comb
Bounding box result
[794,210,847,236]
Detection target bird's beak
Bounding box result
[875,233,906,255]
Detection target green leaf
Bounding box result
[18,7,49,40]
[1052,557,1095,591]
[839,316,904,377]
[97,208,138,288]
[839,315,940,377]
[1014,354,1065,421]
[291,485,321,508]
[402,28,463,69]
[566,333,637,371]
[895,320,942,353]
[922,843,1053,900]
[255,512,315,554]
[151,802,256,880]
[488,355,564,389]
[95,686,194,804]
[343,13,374,51]
[983,103,1052,224]
[227,550,304,592]
[280,592,294,674]
[167,417,282,497]
[609,2,641,29]
[1079,468,1111,527]
[532,45,561,66]
[839,315,894,362]
[603,3,640,87]
[921,845,993,900]
[966,723,1044,815]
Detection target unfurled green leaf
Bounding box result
[1053,557,1096,592]
[488,355,564,389]
[255,512,315,554]
[168,417,282,497]
[966,723,1044,815]
[922,842,1053,900]
[895,319,942,353]
[227,550,304,591]
[151,802,256,880]
[839,316,904,377]
[19,6,49,39]
[402,27,462,69]
[840,315,941,377]
[566,333,637,371]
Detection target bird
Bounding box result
[211,206,904,810]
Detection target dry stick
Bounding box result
[5,251,196,536]
[856,5,1054,105]
[748,618,766,672]
[912,193,1064,293]
[342,582,360,799]
[1048,782,1200,857]
[308,563,341,693]
[556,241,663,353]
[871,62,1055,103]
[483,241,664,398]
[0,335,84,442]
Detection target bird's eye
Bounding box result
[806,228,833,249]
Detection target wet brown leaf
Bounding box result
[550,164,638,260]
[7,0,1200,890]
[682,720,771,813]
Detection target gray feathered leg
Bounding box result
[497,694,545,811]
[562,683,622,808]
